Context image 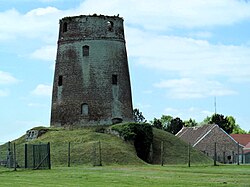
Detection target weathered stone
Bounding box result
[25,128,49,141]
[50,15,133,127]
[25,130,39,141]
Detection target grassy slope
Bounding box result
[13,127,144,166]
[0,165,250,187]
[152,128,212,165]
[1,125,212,166]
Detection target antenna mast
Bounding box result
[214,96,217,114]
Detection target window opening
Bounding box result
[107,21,114,31]
[58,75,63,86]
[81,103,89,115]
[82,45,89,56]
[112,74,118,85]
[63,22,67,32]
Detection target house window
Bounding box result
[82,45,89,56]
[107,21,114,31]
[81,103,89,116]
[58,75,63,86]
[63,22,68,32]
[112,74,117,85]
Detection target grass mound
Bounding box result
[152,128,213,165]
[0,124,212,166]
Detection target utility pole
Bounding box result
[214,96,217,114]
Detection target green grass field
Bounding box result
[0,165,249,186]
[1,125,244,186]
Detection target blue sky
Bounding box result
[1,0,250,143]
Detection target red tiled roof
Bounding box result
[230,134,250,146]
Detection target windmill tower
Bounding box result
[50,15,133,127]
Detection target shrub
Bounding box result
[111,123,153,163]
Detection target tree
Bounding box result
[133,108,146,123]
[232,126,247,134]
[200,116,211,125]
[203,114,247,134]
[151,118,163,129]
[151,115,174,130]
[166,117,184,135]
[209,114,232,134]
[227,116,247,134]
[160,115,173,130]
[184,118,198,127]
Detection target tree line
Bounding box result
[133,108,249,135]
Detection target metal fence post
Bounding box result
[33,145,36,169]
[241,148,244,164]
[99,141,102,166]
[68,142,71,167]
[237,142,240,165]
[223,151,225,164]
[47,142,51,169]
[13,143,16,171]
[214,142,217,166]
[161,141,164,166]
[188,143,191,167]
[24,144,27,168]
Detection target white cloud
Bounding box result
[0,1,249,99]
[31,84,52,96]
[77,0,250,30]
[1,1,250,83]
[0,71,19,84]
[1,0,248,42]
[30,45,56,61]
[155,78,237,99]
[0,7,61,41]
[26,6,59,16]
[189,31,213,39]
[126,28,250,83]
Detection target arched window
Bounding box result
[63,22,68,32]
[82,45,89,56]
[81,103,89,116]
[107,21,114,31]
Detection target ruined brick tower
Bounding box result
[50,15,133,127]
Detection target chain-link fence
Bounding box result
[0,141,104,169]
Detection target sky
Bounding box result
[1,0,250,143]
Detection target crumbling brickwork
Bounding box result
[50,15,133,127]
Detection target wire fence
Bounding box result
[157,141,244,167]
[0,140,247,170]
[0,141,104,169]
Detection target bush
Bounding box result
[111,123,153,163]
